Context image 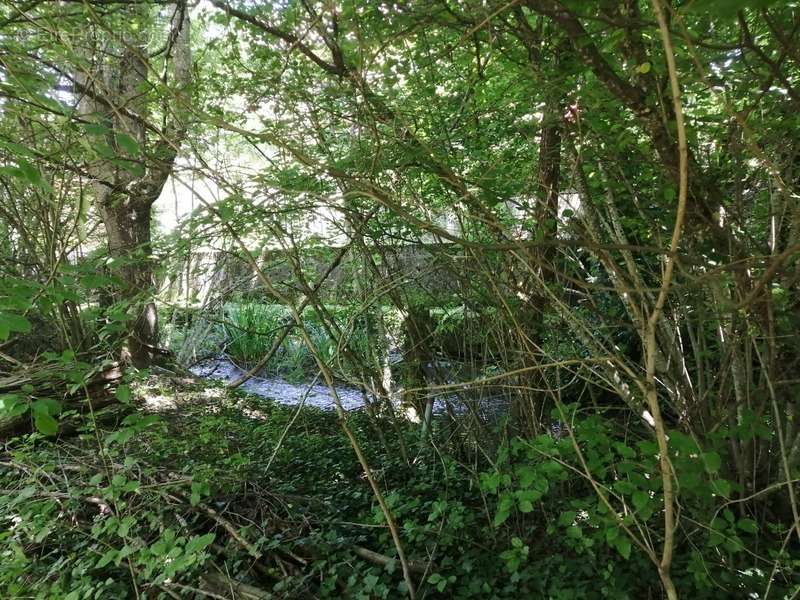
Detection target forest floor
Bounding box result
[4,373,793,598]
[2,373,472,598]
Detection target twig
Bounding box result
[353,545,429,574]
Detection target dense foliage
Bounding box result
[1,0,799,598]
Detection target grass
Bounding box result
[223,302,382,381]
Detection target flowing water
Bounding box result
[191,356,509,419]
[190,357,367,411]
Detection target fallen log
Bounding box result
[0,362,124,440]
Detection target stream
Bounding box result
[190,357,367,411]
[191,356,509,419]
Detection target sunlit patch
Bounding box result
[201,387,224,400]
[404,404,421,424]
[240,407,268,420]
[143,394,177,410]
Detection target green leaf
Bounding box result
[614,535,631,560]
[605,526,619,543]
[364,573,380,591]
[33,411,58,436]
[493,494,514,527]
[737,518,758,534]
[0,166,24,179]
[0,394,28,416]
[702,451,721,473]
[614,442,635,459]
[116,385,131,403]
[493,507,510,527]
[516,489,541,511]
[32,93,69,115]
[94,143,116,159]
[480,470,500,493]
[614,480,635,495]
[80,274,114,289]
[637,440,659,456]
[117,516,136,538]
[185,533,215,555]
[712,478,732,497]
[112,158,145,177]
[516,465,537,488]
[123,480,140,492]
[558,510,576,527]
[723,509,735,523]
[190,480,209,506]
[218,204,234,221]
[31,398,61,416]
[115,132,140,155]
[724,534,745,554]
[96,549,117,569]
[0,312,31,339]
[81,122,110,136]
[632,490,649,513]
[0,140,36,158]
[17,160,49,190]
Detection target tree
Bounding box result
[74,3,191,366]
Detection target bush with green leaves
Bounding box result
[0,410,219,598]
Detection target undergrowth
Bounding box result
[164,301,384,382]
[2,375,798,598]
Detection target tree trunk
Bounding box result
[76,3,191,367]
[514,92,563,434]
[511,15,565,433]
[99,193,159,367]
